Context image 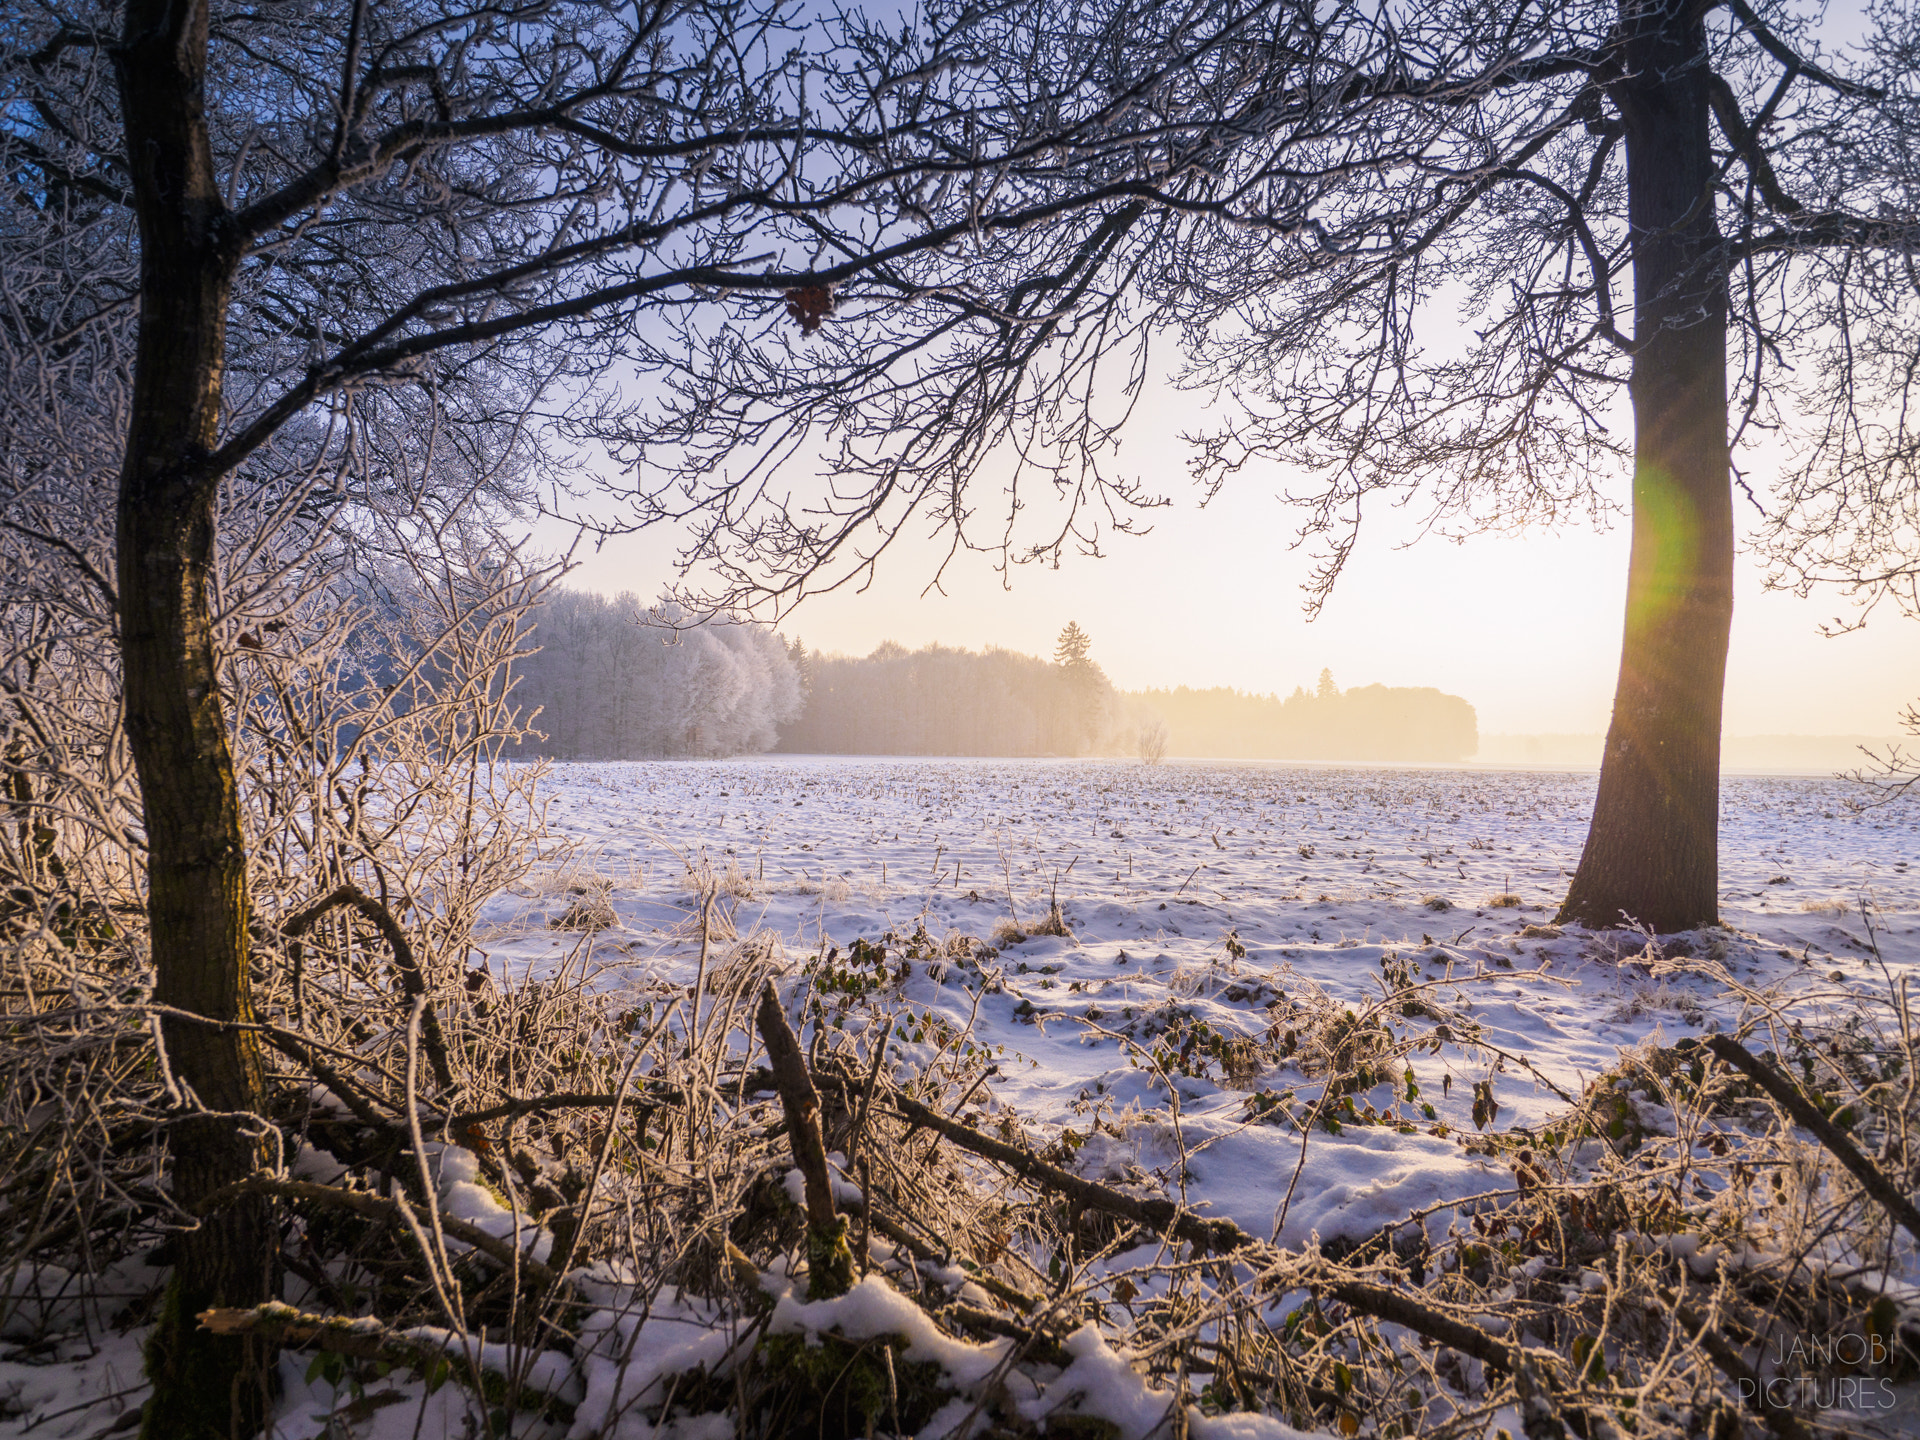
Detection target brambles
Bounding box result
[1144,1013,1262,1084]
[2,651,1914,1440]
[6,888,1919,1435]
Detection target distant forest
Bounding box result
[1134,672,1478,762]
[512,591,1478,761]
[513,591,801,759]
[774,625,1114,756]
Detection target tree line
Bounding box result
[770,643,1480,761]
[507,611,1117,758]
[511,591,801,760]
[1135,671,1478,763]
[773,625,1116,757]
[508,600,1478,762]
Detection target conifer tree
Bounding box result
[1054,621,1093,671]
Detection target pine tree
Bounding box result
[786,636,815,697]
[1052,622,1103,754]
[1053,621,1092,671]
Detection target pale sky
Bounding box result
[553,0,1915,740]
[554,402,1918,738]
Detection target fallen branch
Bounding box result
[1702,1035,1920,1240]
[856,1077,1256,1256]
[1314,1277,1519,1377]
[865,1208,1043,1315]
[446,1087,680,1133]
[756,980,854,1298]
[1660,1288,1812,1440]
[198,1302,576,1420]
[197,1174,561,1289]
[939,1300,1072,1367]
[852,1075,1568,1390]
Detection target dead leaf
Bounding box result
[784,282,835,335]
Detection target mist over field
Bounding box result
[509,590,1899,774]
[509,591,1484,762]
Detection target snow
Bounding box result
[781,1152,866,1211]
[431,1145,554,1265]
[4,757,1913,1438]
[568,1283,745,1438]
[1033,1324,1312,1440]
[493,757,1917,1255]
[0,1328,146,1438]
[764,1274,1319,1440]
[770,1273,1015,1391]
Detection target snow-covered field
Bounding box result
[497,757,1918,1253]
[5,758,1913,1439]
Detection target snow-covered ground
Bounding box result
[7,758,1914,1439]
[497,757,1918,1252]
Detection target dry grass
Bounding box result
[549,885,618,932]
[519,854,645,897]
[1028,899,1074,938]
[7,889,1918,1437]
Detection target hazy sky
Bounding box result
[555,395,1918,737]
[553,0,1914,743]
[556,22,1920,744]
[540,2,1920,740]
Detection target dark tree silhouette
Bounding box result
[1053,621,1094,670]
[1052,621,1106,752]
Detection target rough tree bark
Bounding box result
[113,0,278,1433]
[1560,0,1733,934]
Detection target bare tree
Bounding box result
[1136,717,1170,766]
[628,0,1919,935]
[1,0,1149,1428]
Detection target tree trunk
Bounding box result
[114,0,277,1433]
[1559,0,1733,934]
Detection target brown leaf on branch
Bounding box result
[784,283,835,335]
